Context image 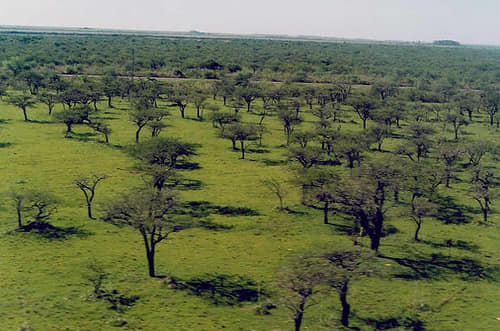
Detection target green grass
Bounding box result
[0,97,499,330]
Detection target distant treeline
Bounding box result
[433,40,461,46]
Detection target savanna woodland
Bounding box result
[0,28,499,330]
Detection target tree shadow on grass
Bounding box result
[166,274,266,306]
[379,252,496,281]
[93,115,120,121]
[94,289,140,313]
[174,161,201,170]
[424,239,479,252]
[167,178,203,191]
[433,195,474,224]
[69,132,97,142]
[281,206,308,215]
[360,316,425,330]
[178,200,259,217]
[14,221,93,240]
[29,119,53,124]
[198,219,234,231]
[261,158,288,166]
[0,142,13,148]
[246,147,270,154]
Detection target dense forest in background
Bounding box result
[0,33,499,88]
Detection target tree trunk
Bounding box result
[362,118,367,129]
[323,201,329,224]
[247,102,251,112]
[339,281,350,327]
[142,232,156,277]
[22,107,29,121]
[196,106,201,118]
[104,133,109,144]
[482,207,488,224]
[240,140,245,159]
[136,126,143,143]
[180,106,185,118]
[16,203,22,228]
[87,202,94,219]
[231,139,236,150]
[414,220,421,241]
[370,209,383,252]
[348,157,354,169]
[294,302,305,331]
[65,124,72,138]
[147,250,155,277]
[108,96,113,108]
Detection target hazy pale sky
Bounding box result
[1,0,499,45]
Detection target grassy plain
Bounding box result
[0,94,499,330]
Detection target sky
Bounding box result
[1,0,499,45]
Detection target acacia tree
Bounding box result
[90,121,112,144]
[74,174,107,219]
[348,96,377,129]
[337,132,372,169]
[302,87,316,110]
[408,199,437,241]
[395,122,435,162]
[289,146,324,169]
[330,160,399,251]
[208,110,240,134]
[437,143,463,188]
[129,137,198,190]
[481,89,499,126]
[222,123,259,159]
[322,247,374,327]
[445,112,467,141]
[370,79,398,101]
[38,91,58,115]
[277,106,303,146]
[101,74,121,108]
[263,178,287,210]
[368,124,392,151]
[129,97,166,143]
[470,167,496,225]
[24,190,59,226]
[7,188,59,229]
[53,105,93,138]
[464,140,494,167]
[311,106,334,129]
[276,255,326,331]
[6,94,37,121]
[7,189,27,228]
[455,92,479,121]
[300,168,339,224]
[103,186,195,277]
[169,88,189,118]
[192,91,208,119]
[235,85,260,112]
